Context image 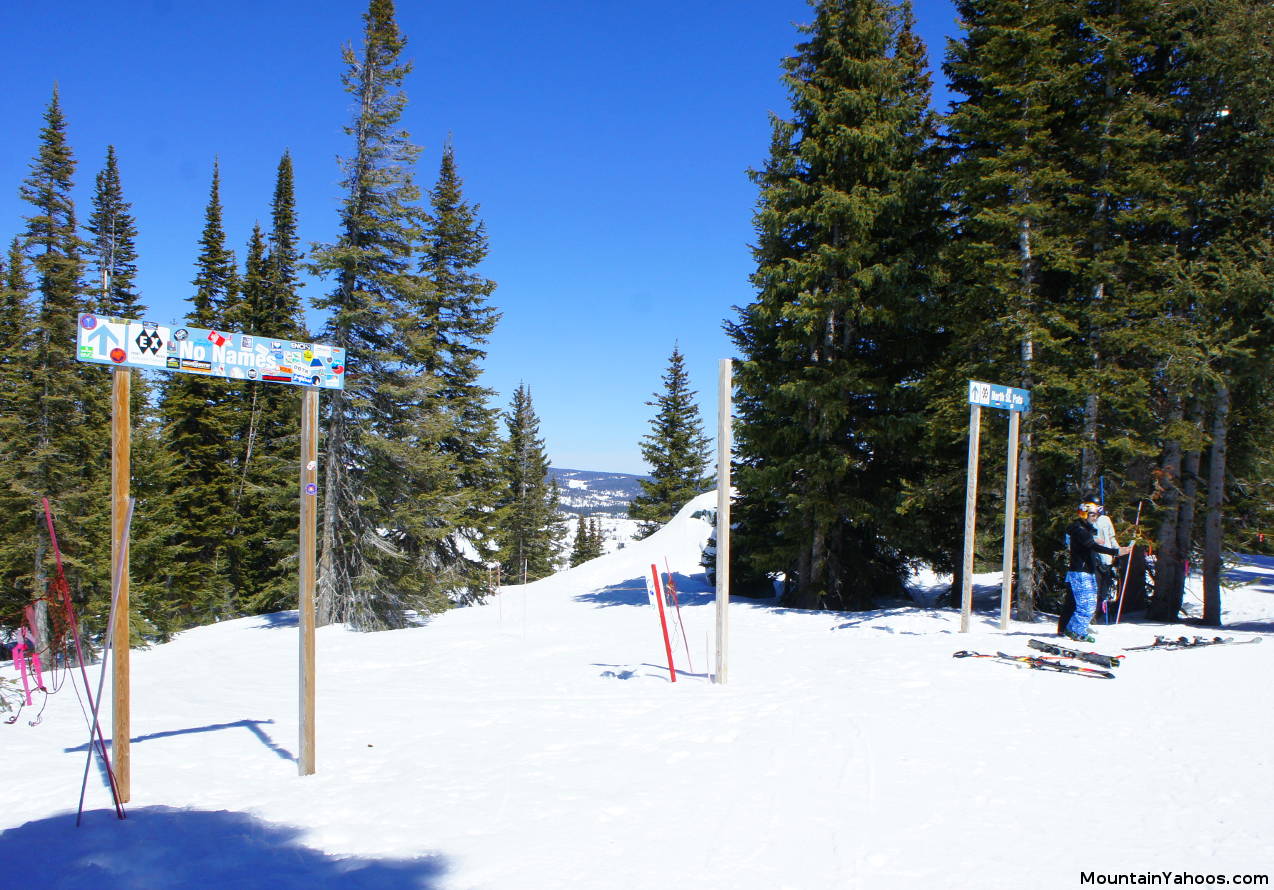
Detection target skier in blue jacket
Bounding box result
[1062,502,1131,643]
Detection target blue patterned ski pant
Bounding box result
[1065,572,1098,637]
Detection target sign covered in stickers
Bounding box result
[76,314,346,391]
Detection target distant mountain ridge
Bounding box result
[549,468,648,517]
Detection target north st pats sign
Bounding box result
[968,379,1030,413]
[76,313,347,390]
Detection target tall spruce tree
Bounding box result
[86,146,144,319]
[493,385,563,582]
[628,345,712,538]
[223,154,308,615]
[16,89,111,651]
[728,0,942,609]
[937,0,1093,618]
[410,141,502,599]
[157,163,241,625]
[0,241,37,627]
[312,0,479,627]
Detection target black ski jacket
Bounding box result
[1066,518,1119,575]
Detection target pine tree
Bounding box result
[222,155,309,615]
[728,0,942,610]
[0,240,36,626]
[628,345,712,538]
[156,163,241,625]
[569,515,592,567]
[493,385,563,582]
[265,151,306,335]
[410,141,502,599]
[86,146,144,319]
[312,0,469,627]
[15,89,110,652]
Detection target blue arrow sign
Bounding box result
[83,322,122,354]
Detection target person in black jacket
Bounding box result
[1061,502,1132,642]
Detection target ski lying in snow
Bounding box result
[1028,639,1123,669]
[952,650,1116,680]
[1123,635,1263,652]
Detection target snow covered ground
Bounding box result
[3,492,1272,889]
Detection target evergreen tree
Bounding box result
[86,146,144,319]
[265,151,306,335]
[0,240,36,626]
[156,163,241,625]
[409,141,502,600]
[493,385,563,582]
[222,155,309,615]
[14,89,110,652]
[728,0,942,609]
[589,519,605,560]
[628,345,712,538]
[569,515,592,567]
[312,0,474,627]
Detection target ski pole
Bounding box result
[43,498,126,821]
[76,496,134,825]
[664,558,694,673]
[1114,500,1143,624]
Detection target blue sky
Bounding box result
[1,0,957,475]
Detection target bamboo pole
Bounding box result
[960,404,981,633]
[999,410,1020,630]
[111,367,131,802]
[299,388,319,776]
[715,359,732,684]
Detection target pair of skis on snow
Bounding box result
[1122,635,1262,652]
[953,641,1121,680]
[955,634,1262,680]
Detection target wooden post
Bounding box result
[299,388,319,776]
[111,367,131,802]
[960,404,981,633]
[715,359,732,684]
[999,410,1021,630]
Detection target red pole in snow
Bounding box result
[650,564,677,683]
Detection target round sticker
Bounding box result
[109,347,127,363]
[304,483,318,496]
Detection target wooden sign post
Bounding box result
[714,359,732,684]
[299,389,319,775]
[75,314,347,787]
[959,380,1031,633]
[111,367,131,802]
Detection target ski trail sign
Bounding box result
[76,314,346,390]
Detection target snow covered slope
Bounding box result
[3,491,1272,890]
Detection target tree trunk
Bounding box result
[1014,419,1035,621]
[1081,388,1099,497]
[316,387,348,627]
[1201,382,1229,626]
[1150,397,1184,620]
[1174,399,1204,607]
[31,532,52,666]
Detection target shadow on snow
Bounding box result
[0,806,448,889]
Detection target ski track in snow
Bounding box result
[3,491,1272,889]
